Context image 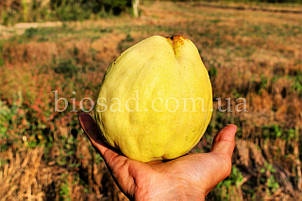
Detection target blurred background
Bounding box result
[0,0,302,200]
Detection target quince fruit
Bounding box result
[95,35,212,162]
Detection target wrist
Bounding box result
[135,184,205,201]
[134,174,206,201]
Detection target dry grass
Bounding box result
[0,147,60,201]
[0,1,302,200]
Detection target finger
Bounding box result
[211,124,237,157]
[79,112,109,154]
[78,113,127,167]
[79,113,135,196]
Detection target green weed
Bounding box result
[59,179,71,201]
[267,175,279,193]
[24,27,39,39]
[52,59,79,78]
[209,166,244,201]
[252,74,268,95]
[118,33,135,52]
[262,124,282,139]
[0,41,4,67]
[208,66,218,80]
[260,162,280,195]
[0,0,131,24]
[291,71,302,96]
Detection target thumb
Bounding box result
[211,124,237,157]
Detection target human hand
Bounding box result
[79,113,237,201]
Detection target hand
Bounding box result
[79,113,237,201]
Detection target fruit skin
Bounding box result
[95,35,213,162]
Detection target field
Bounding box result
[1,1,302,200]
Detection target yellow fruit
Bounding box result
[95,35,212,162]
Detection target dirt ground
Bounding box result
[0,1,302,200]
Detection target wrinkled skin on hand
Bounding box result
[79,113,237,201]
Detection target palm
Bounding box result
[79,113,236,201]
